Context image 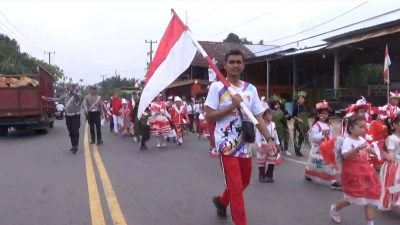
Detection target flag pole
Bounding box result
[171,9,259,125]
[387,81,390,103]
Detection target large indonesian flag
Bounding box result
[137,12,197,118]
[384,44,391,83]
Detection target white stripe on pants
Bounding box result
[112,114,119,133]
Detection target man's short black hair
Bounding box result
[224,49,245,63]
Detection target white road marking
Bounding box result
[285,157,307,166]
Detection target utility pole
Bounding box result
[100,74,107,87]
[145,39,157,64]
[44,51,55,65]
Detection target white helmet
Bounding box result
[174,96,182,102]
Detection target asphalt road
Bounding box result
[0,119,398,225]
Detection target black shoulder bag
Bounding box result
[237,107,256,143]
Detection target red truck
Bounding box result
[0,66,56,136]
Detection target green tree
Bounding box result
[345,63,383,87]
[223,33,241,43]
[0,33,64,81]
[223,33,253,45]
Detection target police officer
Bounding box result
[83,86,103,145]
[43,84,83,154]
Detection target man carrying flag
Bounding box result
[137,10,275,225]
[205,50,275,225]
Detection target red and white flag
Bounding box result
[137,12,197,118]
[384,44,391,83]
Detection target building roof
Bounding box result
[191,41,255,67]
[324,11,400,43]
[244,44,281,57]
[283,45,326,56]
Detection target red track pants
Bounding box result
[218,155,252,225]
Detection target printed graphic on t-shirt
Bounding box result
[205,81,263,158]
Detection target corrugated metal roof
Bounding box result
[244,44,281,57]
[283,45,327,56]
[323,11,400,42]
[327,24,400,49]
[257,8,400,57]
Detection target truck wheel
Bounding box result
[35,127,49,134]
[0,127,8,137]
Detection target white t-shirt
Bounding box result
[310,121,332,144]
[256,121,280,147]
[194,103,202,114]
[385,134,400,161]
[205,81,264,158]
[187,104,194,114]
[56,104,65,112]
[341,136,366,154]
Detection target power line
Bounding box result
[209,2,292,38]
[0,9,36,46]
[0,17,30,48]
[266,1,368,43]
[250,7,400,56]
[190,0,229,25]
[0,10,43,53]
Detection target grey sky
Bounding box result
[0,0,397,84]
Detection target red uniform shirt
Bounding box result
[170,105,188,124]
[111,97,122,115]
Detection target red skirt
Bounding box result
[199,120,209,137]
[379,161,400,210]
[150,114,172,136]
[342,159,381,206]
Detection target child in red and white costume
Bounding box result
[330,115,381,225]
[379,114,400,210]
[379,90,400,121]
[150,94,172,148]
[170,96,189,145]
[341,97,372,135]
[255,105,281,183]
[305,100,340,189]
[198,110,210,138]
[119,99,132,137]
[342,97,389,168]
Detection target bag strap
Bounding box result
[237,107,245,121]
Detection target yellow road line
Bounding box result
[92,142,128,225]
[84,123,106,225]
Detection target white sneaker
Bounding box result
[330,204,341,224]
[285,151,292,156]
[157,144,161,148]
[209,148,218,157]
[161,143,167,147]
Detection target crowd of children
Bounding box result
[255,90,400,225]
[103,89,400,225]
[103,91,213,151]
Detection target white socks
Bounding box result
[367,220,374,225]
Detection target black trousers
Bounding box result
[266,164,275,179]
[88,111,102,143]
[195,113,200,132]
[188,114,194,131]
[66,115,81,147]
[140,126,150,147]
[109,114,114,132]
